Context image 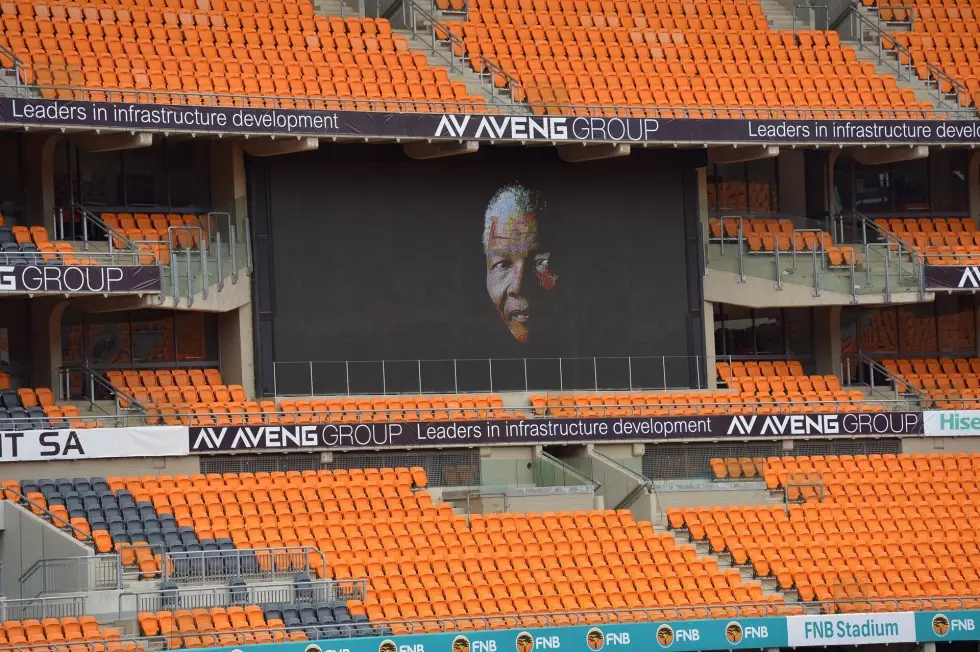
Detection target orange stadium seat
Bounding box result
[679,452,980,612]
[0,0,488,112]
[876,216,980,265]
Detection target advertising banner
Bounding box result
[923,410,980,436]
[924,265,980,291]
[4,98,980,145]
[0,427,188,462]
[915,611,980,642]
[187,412,924,453]
[185,618,788,652]
[0,264,162,294]
[786,613,917,647]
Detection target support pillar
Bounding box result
[20,134,60,231]
[29,298,67,393]
[813,305,842,377]
[777,149,806,218]
[218,303,256,399]
[969,150,980,223]
[703,300,717,390]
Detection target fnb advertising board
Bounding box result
[786,613,917,647]
[187,412,924,452]
[916,611,980,642]
[189,619,787,652]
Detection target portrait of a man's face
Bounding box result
[483,184,559,343]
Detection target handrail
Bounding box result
[59,362,148,415]
[61,203,138,252]
[589,448,655,511]
[846,353,929,403]
[539,450,601,491]
[845,2,974,113]
[6,84,977,121]
[406,0,526,110]
[0,43,26,92]
[0,397,919,432]
[18,555,123,599]
[1,488,96,547]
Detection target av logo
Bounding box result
[434,115,471,138]
[958,266,980,288]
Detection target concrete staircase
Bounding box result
[757,0,799,32]
[841,2,965,113]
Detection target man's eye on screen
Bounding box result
[490,258,513,271]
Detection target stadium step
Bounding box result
[756,0,798,32]
[840,3,963,112]
[395,25,513,109]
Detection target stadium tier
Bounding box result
[0,385,91,430]
[436,0,937,116]
[875,216,980,265]
[0,617,139,651]
[0,0,488,110]
[708,217,857,268]
[676,453,980,610]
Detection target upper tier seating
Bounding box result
[104,368,514,424]
[0,386,90,430]
[0,0,488,110]
[438,0,935,116]
[874,3,980,106]
[675,452,980,611]
[881,357,980,407]
[0,221,107,265]
[708,217,857,268]
[875,216,980,264]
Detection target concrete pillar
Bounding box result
[969,151,980,223]
[777,149,806,218]
[703,300,717,390]
[210,140,248,231]
[813,305,842,377]
[29,298,67,392]
[218,303,256,399]
[21,134,60,230]
[826,150,840,219]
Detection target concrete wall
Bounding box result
[903,436,980,455]
[480,446,536,488]
[653,484,772,511]
[0,501,92,599]
[0,455,201,481]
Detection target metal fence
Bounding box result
[129,579,368,614]
[18,556,122,600]
[0,596,86,621]
[273,356,721,396]
[160,546,328,585]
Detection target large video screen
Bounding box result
[258,145,702,394]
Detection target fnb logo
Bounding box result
[473,642,497,652]
[675,629,700,642]
[804,622,835,639]
[604,633,630,646]
[952,619,976,632]
[744,626,768,639]
[534,637,559,649]
[400,646,424,652]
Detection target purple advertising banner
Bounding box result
[4,98,980,145]
[0,264,161,294]
[924,265,980,291]
[188,412,924,452]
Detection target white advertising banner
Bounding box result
[786,613,917,647]
[923,410,980,436]
[0,426,189,462]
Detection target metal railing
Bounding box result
[833,210,925,297]
[406,0,526,110]
[845,2,973,112]
[273,356,719,396]
[3,84,978,124]
[0,596,86,621]
[126,578,368,614]
[58,363,148,416]
[2,487,97,547]
[842,353,929,403]
[160,546,329,585]
[0,42,26,91]
[56,204,136,253]
[0,397,921,433]
[18,555,123,600]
